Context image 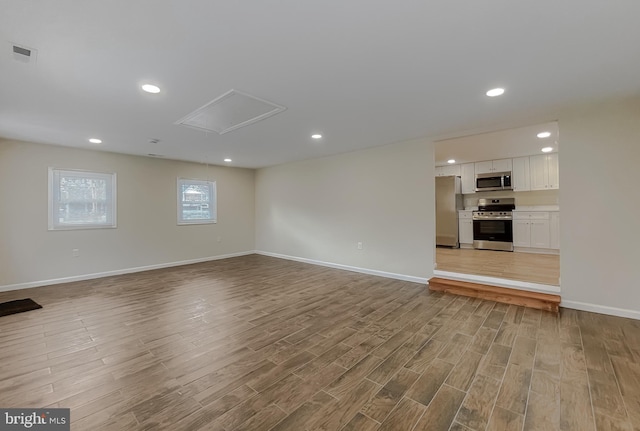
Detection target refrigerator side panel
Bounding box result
[436,176,459,247]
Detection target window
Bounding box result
[177,178,217,225]
[48,168,116,230]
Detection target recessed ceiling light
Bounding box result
[88,138,102,144]
[447,159,456,164]
[141,84,160,94]
[486,88,505,97]
[224,158,232,163]
[311,134,322,139]
[541,147,553,153]
[537,132,551,138]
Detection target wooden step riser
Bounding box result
[429,278,560,313]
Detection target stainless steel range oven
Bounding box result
[473,198,515,252]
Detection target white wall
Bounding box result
[463,189,559,208]
[558,97,640,318]
[255,138,434,281]
[4,98,640,320]
[254,97,640,319]
[0,139,255,289]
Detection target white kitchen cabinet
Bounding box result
[474,161,494,175]
[513,219,531,247]
[458,211,473,245]
[529,155,547,190]
[512,157,530,192]
[474,158,512,174]
[547,153,559,189]
[492,158,512,173]
[530,153,559,190]
[461,163,475,194]
[435,164,461,177]
[513,212,551,249]
[530,220,550,248]
[549,212,560,249]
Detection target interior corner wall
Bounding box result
[255,138,435,281]
[0,139,255,289]
[558,97,640,317]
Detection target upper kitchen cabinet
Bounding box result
[547,153,559,188]
[461,163,475,194]
[474,158,512,174]
[530,153,559,190]
[435,164,461,177]
[512,157,531,192]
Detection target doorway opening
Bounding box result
[434,122,560,290]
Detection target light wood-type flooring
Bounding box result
[1,254,638,431]
[436,248,561,286]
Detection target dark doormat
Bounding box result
[0,298,42,317]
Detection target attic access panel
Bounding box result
[176,89,286,135]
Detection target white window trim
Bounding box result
[48,168,117,230]
[177,177,217,225]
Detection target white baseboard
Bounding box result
[433,270,639,320]
[255,250,428,284]
[0,250,256,293]
[561,300,640,320]
[5,250,636,321]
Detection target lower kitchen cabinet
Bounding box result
[530,219,550,248]
[513,219,531,247]
[550,212,560,249]
[513,212,553,250]
[458,211,473,245]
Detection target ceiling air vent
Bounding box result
[176,89,286,135]
[13,45,30,56]
[11,43,37,63]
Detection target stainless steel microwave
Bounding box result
[475,171,512,192]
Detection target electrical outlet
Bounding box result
[357,242,363,250]
[72,249,79,257]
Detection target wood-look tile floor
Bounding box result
[1,254,638,431]
[436,248,561,286]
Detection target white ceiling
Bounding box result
[1,1,639,169]
[435,121,559,166]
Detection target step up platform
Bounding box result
[428,277,561,313]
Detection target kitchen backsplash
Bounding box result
[463,189,559,208]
